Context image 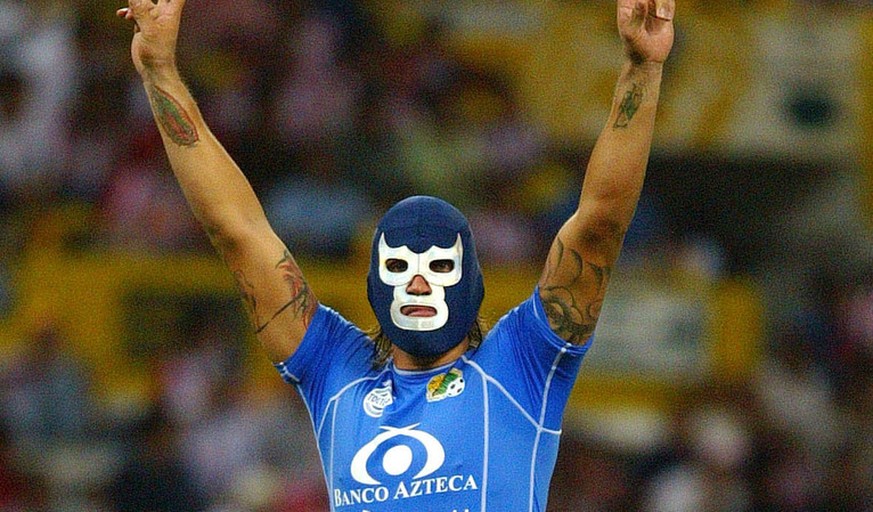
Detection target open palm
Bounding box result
[617,0,675,64]
[120,0,186,76]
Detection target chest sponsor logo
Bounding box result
[350,424,443,485]
[363,380,393,418]
[426,368,465,402]
[336,424,478,508]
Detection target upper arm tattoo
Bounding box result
[613,82,645,129]
[233,268,260,328]
[148,84,200,146]
[232,250,317,334]
[539,238,612,344]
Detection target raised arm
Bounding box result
[118,0,316,362]
[538,0,675,344]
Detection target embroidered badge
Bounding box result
[426,368,465,402]
[363,380,394,418]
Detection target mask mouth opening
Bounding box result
[400,305,438,317]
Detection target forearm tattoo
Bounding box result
[148,84,200,146]
[540,238,612,344]
[252,250,316,334]
[613,83,644,129]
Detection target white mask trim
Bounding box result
[378,233,463,331]
[378,233,463,288]
[390,284,449,331]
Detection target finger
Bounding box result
[649,0,674,21]
[157,0,186,10]
[622,0,647,30]
[127,0,150,17]
[127,0,155,34]
[116,7,128,17]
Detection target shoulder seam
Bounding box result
[462,356,562,435]
[528,343,572,511]
[316,369,392,438]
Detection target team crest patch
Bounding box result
[363,380,394,418]
[426,368,465,402]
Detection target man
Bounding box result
[118,0,675,510]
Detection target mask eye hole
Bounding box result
[429,259,454,273]
[385,259,408,273]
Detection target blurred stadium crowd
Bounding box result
[0,0,871,510]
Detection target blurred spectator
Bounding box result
[753,432,828,512]
[0,0,76,208]
[0,424,44,511]
[0,262,13,317]
[0,322,94,449]
[641,387,754,512]
[0,321,101,509]
[156,316,242,427]
[216,392,329,512]
[376,19,494,208]
[97,128,205,253]
[262,145,375,259]
[833,280,873,376]
[547,436,633,512]
[339,82,414,209]
[271,12,360,148]
[825,364,873,511]
[62,72,130,205]
[180,382,262,503]
[824,436,873,511]
[753,316,846,460]
[257,9,377,258]
[181,0,283,81]
[105,403,207,512]
[468,199,540,266]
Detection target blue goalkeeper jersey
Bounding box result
[275,289,591,512]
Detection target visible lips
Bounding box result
[400,305,437,317]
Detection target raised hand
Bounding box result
[116,0,186,77]
[617,0,675,65]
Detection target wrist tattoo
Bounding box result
[149,84,200,146]
[613,83,644,129]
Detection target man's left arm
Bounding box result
[539,0,675,344]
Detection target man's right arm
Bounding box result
[119,0,316,362]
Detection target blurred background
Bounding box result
[0,0,871,510]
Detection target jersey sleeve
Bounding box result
[473,288,593,430]
[274,304,373,422]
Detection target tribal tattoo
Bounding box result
[149,84,199,146]
[613,83,644,129]
[540,238,612,344]
[255,250,316,334]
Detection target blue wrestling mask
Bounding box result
[367,196,485,358]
